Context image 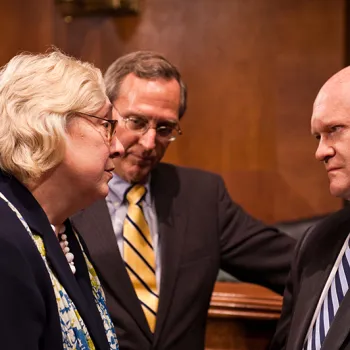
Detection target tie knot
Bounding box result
[126,184,146,205]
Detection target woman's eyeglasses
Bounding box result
[74,107,118,142]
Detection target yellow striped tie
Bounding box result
[124,184,158,332]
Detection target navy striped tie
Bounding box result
[304,239,350,350]
[123,184,158,332]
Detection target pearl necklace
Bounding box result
[51,224,76,274]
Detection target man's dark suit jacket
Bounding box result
[0,172,112,350]
[71,163,295,350]
[270,205,350,350]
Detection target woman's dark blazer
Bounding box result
[0,172,111,350]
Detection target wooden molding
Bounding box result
[206,282,283,350]
[209,282,282,320]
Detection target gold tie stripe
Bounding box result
[124,184,158,332]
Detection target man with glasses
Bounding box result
[71,51,295,350]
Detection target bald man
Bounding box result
[270,68,350,350]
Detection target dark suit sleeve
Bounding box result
[217,176,296,294]
[0,238,45,350]
[269,229,308,349]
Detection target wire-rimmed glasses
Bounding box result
[112,104,182,142]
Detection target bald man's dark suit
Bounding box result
[72,163,295,350]
[270,206,350,350]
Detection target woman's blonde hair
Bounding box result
[0,49,106,183]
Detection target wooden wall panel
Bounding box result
[0,0,345,222]
[0,0,55,62]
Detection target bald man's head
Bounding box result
[311,66,350,200]
[314,66,350,111]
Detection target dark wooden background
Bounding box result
[0,0,345,222]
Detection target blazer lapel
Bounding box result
[42,222,110,349]
[151,167,187,346]
[71,199,152,340]
[0,173,109,349]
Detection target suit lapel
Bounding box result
[71,199,153,340]
[151,166,187,346]
[318,215,350,350]
[289,214,350,350]
[288,263,333,350]
[72,164,188,345]
[0,173,109,350]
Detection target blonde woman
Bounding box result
[0,50,123,349]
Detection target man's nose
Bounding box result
[110,133,125,158]
[315,138,335,162]
[139,128,157,150]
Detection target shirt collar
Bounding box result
[107,173,152,206]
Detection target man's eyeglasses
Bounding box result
[116,112,182,142]
[75,108,118,142]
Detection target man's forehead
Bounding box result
[313,89,329,115]
[311,88,334,132]
[311,87,350,130]
[311,68,350,129]
[116,74,180,115]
